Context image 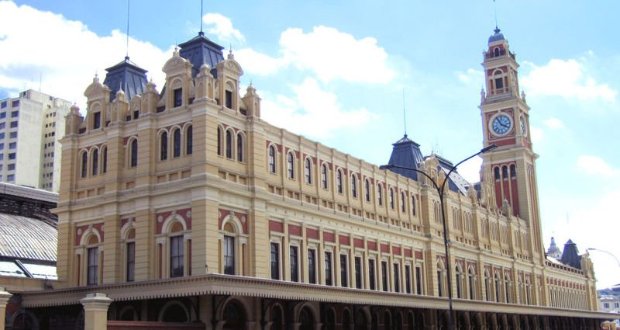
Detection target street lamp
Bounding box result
[384,144,496,330]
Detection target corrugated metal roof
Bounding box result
[0,213,57,262]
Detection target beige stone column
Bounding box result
[80,293,112,330]
[0,288,12,330]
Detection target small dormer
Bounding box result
[241,83,261,118]
[65,104,84,135]
[84,74,111,131]
[195,64,216,102]
[216,50,244,112]
[162,48,194,110]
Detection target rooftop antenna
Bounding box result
[493,0,499,29]
[125,0,130,59]
[402,88,407,137]
[200,0,204,35]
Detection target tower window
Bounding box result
[493,47,500,57]
[510,164,516,178]
[495,77,504,90]
[93,112,101,129]
[173,88,182,107]
[225,90,233,109]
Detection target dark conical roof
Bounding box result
[178,32,225,77]
[384,134,424,180]
[103,56,148,102]
[560,239,581,269]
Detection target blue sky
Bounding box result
[1,1,620,289]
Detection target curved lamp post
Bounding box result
[385,144,496,330]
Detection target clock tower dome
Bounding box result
[479,27,544,255]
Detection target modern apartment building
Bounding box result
[0,90,70,191]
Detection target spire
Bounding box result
[382,135,424,181]
[560,239,582,269]
[178,31,225,78]
[103,56,148,102]
[547,237,562,259]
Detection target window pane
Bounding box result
[170,236,184,277]
[126,242,135,282]
[290,246,299,282]
[87,247,98,285]
[224,236,235,275]
[270,243,280,280]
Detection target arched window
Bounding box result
[389,188,395,209]
[173,128,181,158]
[510,164,516,178]
[411,195,416,216]
[124,227,136,282]
[336,169,343,194]
[494,167,500,180]
[378,184,383,206]
[81,151,88,178]
[160,131,168,161]
[494,272,501,302]
[401,191,406,212]
[502,165,508,180]
[223,222,237,275]
[304,158,312,184]
[455,265,463,299]
[236,133,244,162]
[101,146,108,173]
[92,148,99,175]
[437,261,446,297]
[504,274,512,303]
[225,130,233,159]
[468,267,476,300]
[484,271,492,301]
[130,139,138,168]
[364,178,370,202]
[268,145,276,173]
[217,126,223,156]
[493,47,500,57]
[185,125,193,155]
[287,152,295,179]
[493,69,506,93]
[351,174,357,198]
[321,163,328,189]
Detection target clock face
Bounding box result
[520,115,527,136]
[491,114,512,136]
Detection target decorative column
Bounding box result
[80,293,112,330]
[0,288,12,330]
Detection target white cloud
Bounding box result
[457,68,483,85]
[261,78,376,139]
[203,13,245,44]
[280,26,394,84]
[544,117,565,129]
[530,126,544,143]
[521,58,617,102]
[235,48,283,75]
[0,2,170,107]
[576,155,618,177]
[237,26,395,84]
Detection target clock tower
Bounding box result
[479,27,544,254]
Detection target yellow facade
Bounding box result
[18,30,611,329]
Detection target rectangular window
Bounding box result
[495,77,504,90]
[0,101,6,108]
[270,242,280,280]
[11,100,19,107]
[173,88,182,107]
[0,143,3,149]
[308,249,317,284]
[126,242,135,282]
[0,113,5,119]
[0,133,3,139]
[369,259,376,290]
[8,153,15,160]
[405,265,412,294]
[87,247,98,285]
[10,121,17,128]
[7,164,15,171]
[10,111,18,118]
[438,271,444,297]
[93,112,101,129]
[324,251,333,286]
[340,254,348,287]
[9,142,15,149]
[355,256,362,289]
[9,132,16,138]
[6,174,13,181]
[224,236,235,275]
[170,235,184,278]
[381,261,389,292]
[290,245,299,282]
[393,263,400,293]
[225,90,233,108]
[0,122,4,129]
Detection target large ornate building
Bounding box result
[6,28,615,329]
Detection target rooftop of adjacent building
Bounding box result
[0,182,57,280]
